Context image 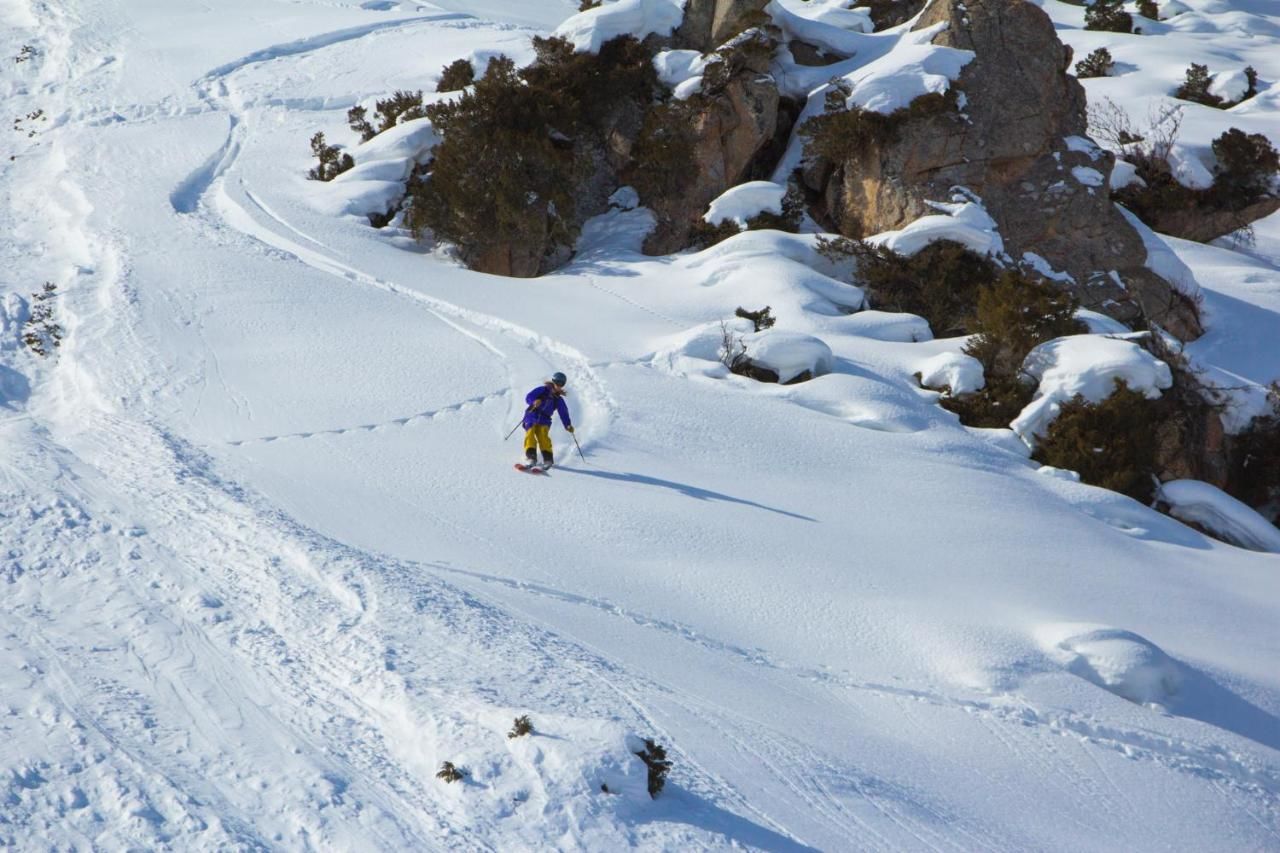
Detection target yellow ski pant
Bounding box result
[523,424,553,453]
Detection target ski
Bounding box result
[514,463,546,475]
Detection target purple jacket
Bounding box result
[523,384,571,429]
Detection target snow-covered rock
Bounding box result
[1109,159,1145,191]
[1012,335,1173,443]
[1209,68,1252,104]
[554,0,685,53]
[1043,625,1184,709]
[743,328,834,383]
[867,198,1003,258]
[652,48,707,99]
[917,351,985,394]
[1159,480,1280,553]
[704,181,787,227]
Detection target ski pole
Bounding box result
[504,419,523,441]
[571,430,586,463]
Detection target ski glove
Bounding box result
[566,425,574,433]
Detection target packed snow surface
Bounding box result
[2,0,1279,850]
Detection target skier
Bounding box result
[519,371,574,471]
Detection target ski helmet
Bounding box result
[551,371,567,387]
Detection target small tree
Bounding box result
[1083,0,1132,33]
[1075,47,1114,79]
[735,306,775,332]
[1136,0,1158,19]
[1174,63,1223,107]
[373,90,427,134]
[1210,128,1280,206]
[436,762,465,783]
[347,105,375,142]
[963,272,1085,380]
[633,739,671,799]
[1244,66,1259,100]
[307,132,354,181]
[437,58,475,93]
[22,282,63,357]
[507,715,534,739]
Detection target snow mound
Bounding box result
[309,118,439,220]
[842,309,932,342]
[1159,480,1280,553]
[867,198,1003,259]
[1041,625,1183,709]
[917,351,985,394]
[353,116,439,166]
[1012,334,1173,443]
[554,0,685,53]
[1209,68,1251,104]
[704,181,787,227]
[655,321,833,384]
[745,328,834,383]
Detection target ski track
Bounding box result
[4,2,1279,848]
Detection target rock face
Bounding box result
[865,0,929,30]
[643,70,781,254]
[676,0,769,52]
[1143,197,1280,245]
[808,0,1202,340]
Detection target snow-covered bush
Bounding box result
[939,272,1084,428]
[436,58,475,93]
[408,36,660,275]
[306,132,354,181]
[700,25,776,95]
[1100,100,1280,241]
[964,273,1085,381]
[800,84,953,170]
[21,282,62,357]
[1034,379,1163,501]
[1174,63,1222,108]
[629,99,697,206]
[1074,47,1113,80]
[1228,385,1280,526]
[348,91,428,144]
[691,185,803,248]
[507,715,534,739]
[435,761,465,783]
[735,305,775,333]
[828,238,995,338]
[1211,129,1280,204]
[1083,0,1132,33]
[631,738,671,799]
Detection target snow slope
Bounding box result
[2,0,1279,849]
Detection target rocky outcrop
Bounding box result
[676,0,770,52]
[807,0,1202,340]
[643,70,781,254]
[865,0,929,30]
[1140,197,1280,245]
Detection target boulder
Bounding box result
[643,71,780,254]
[676,0,770,52]
[810,0,1201,340]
